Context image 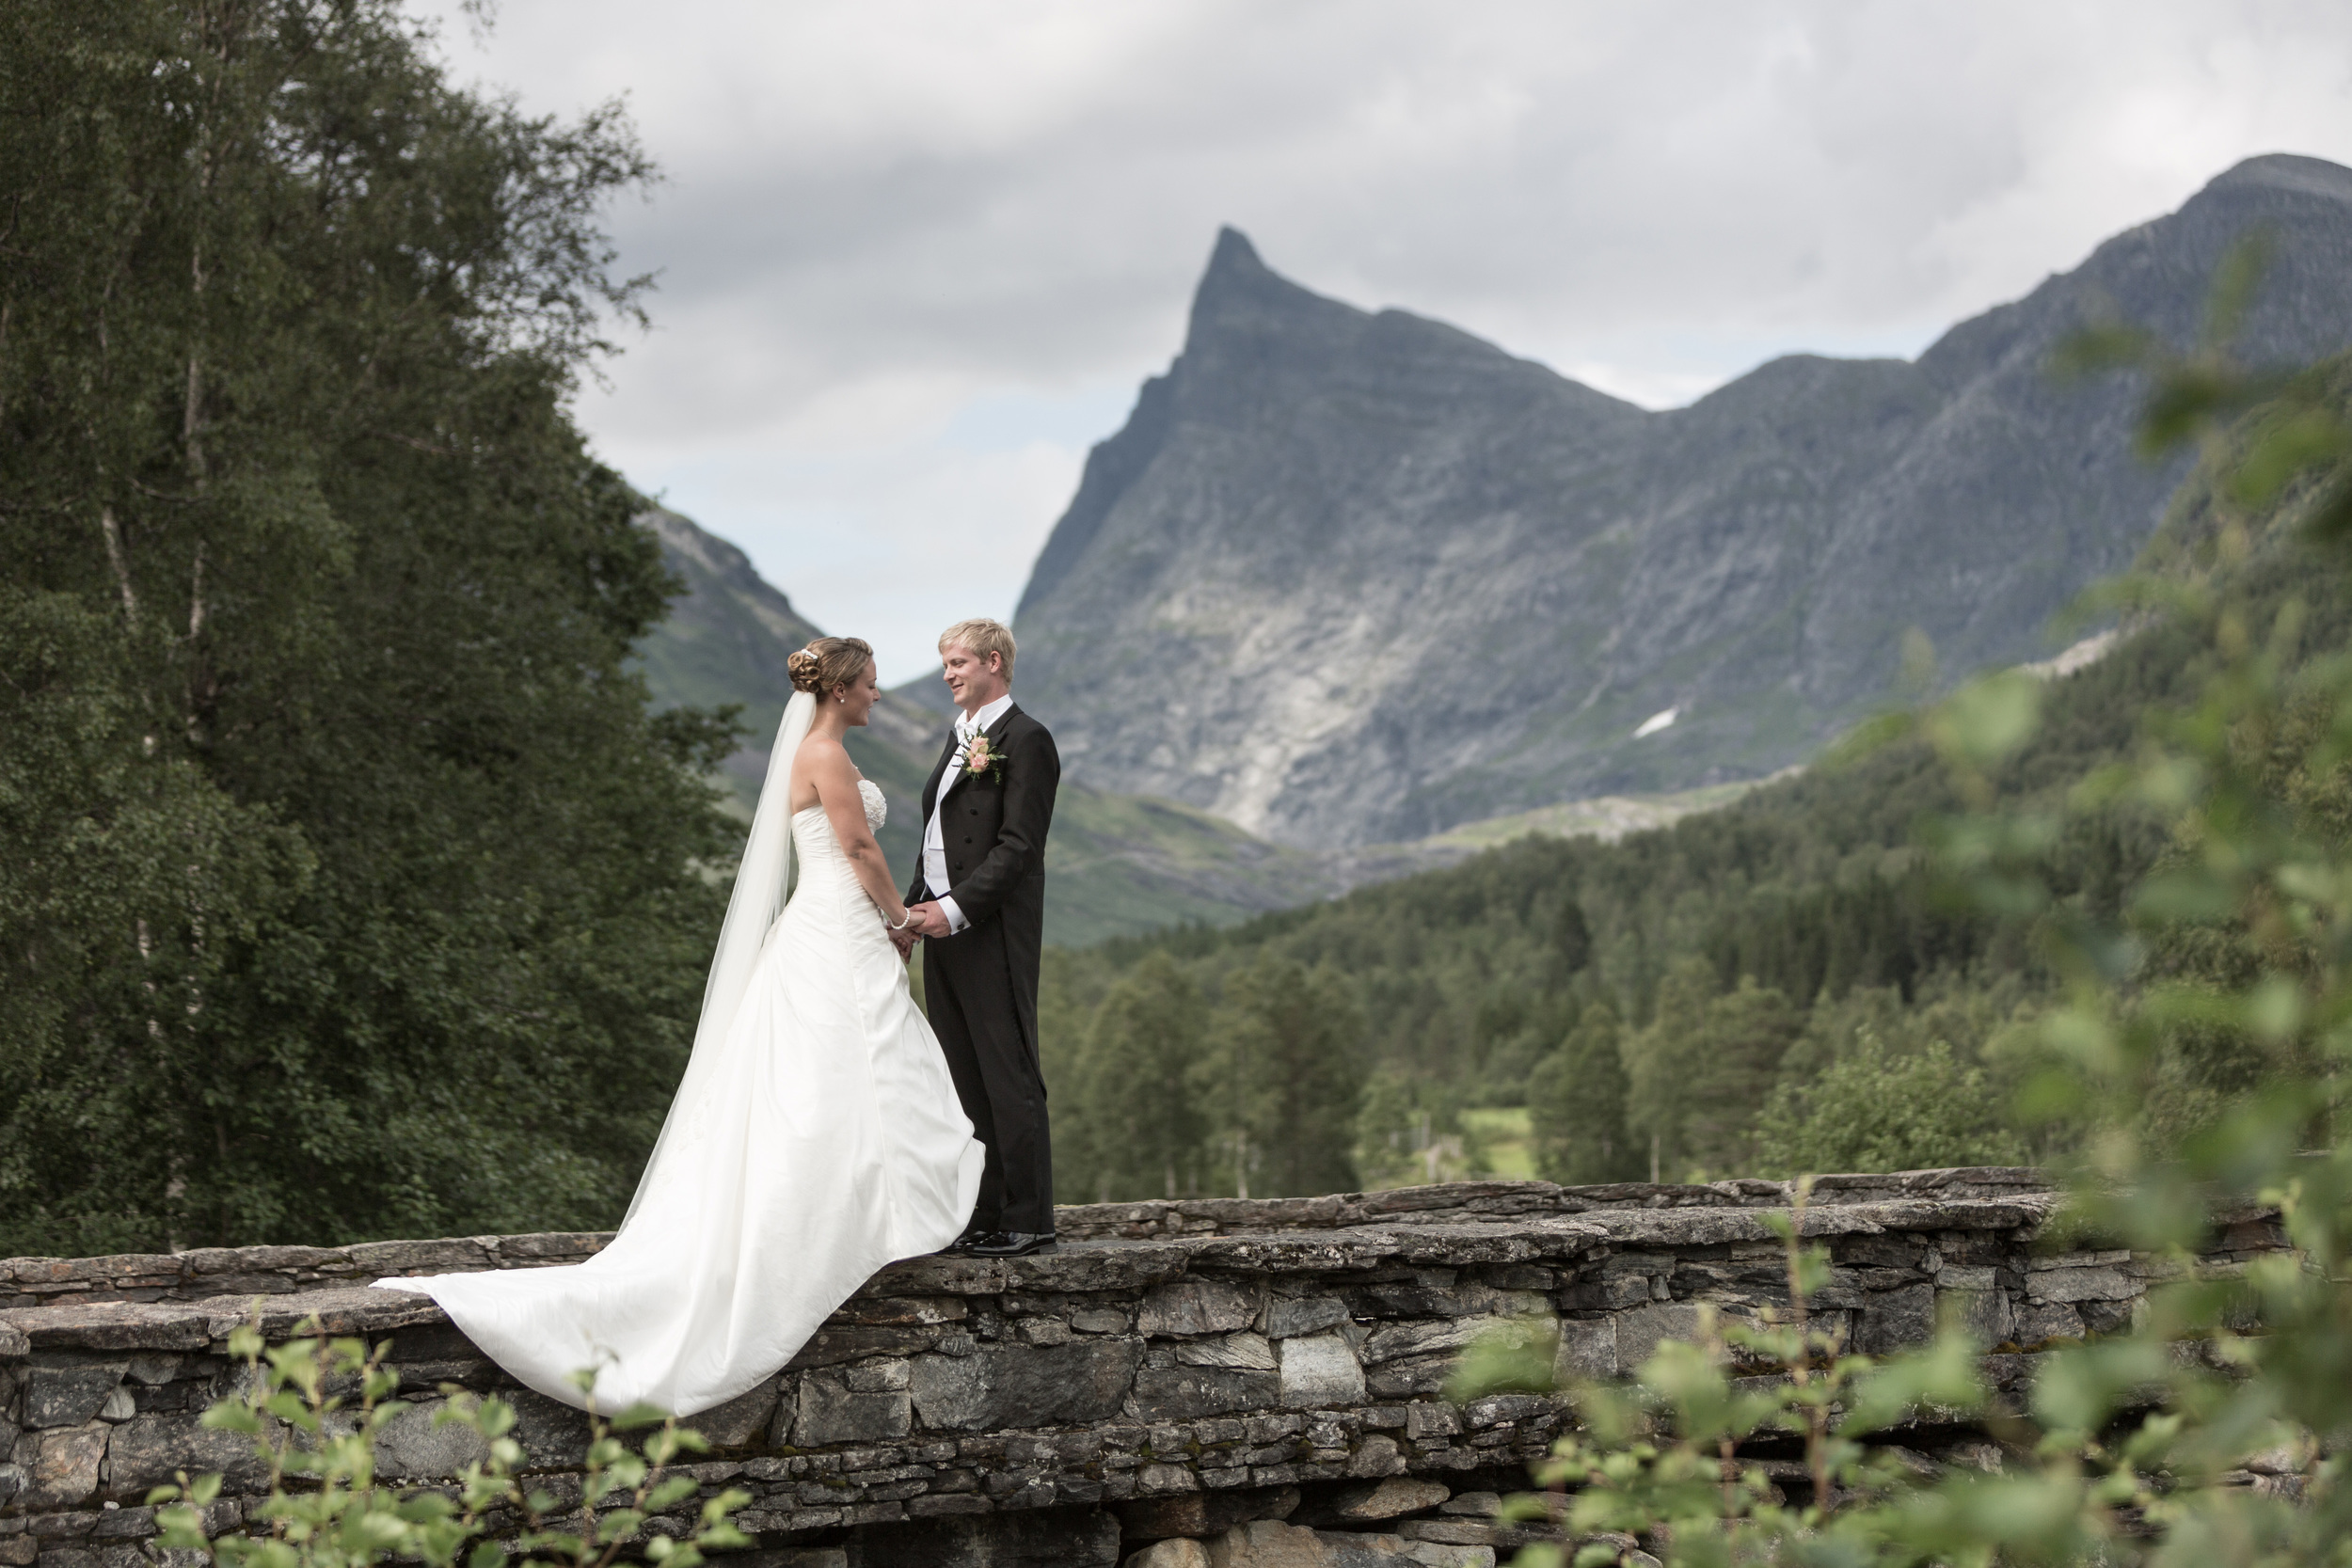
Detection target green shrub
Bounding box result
[148,1318,750,1568]
[1755,1034,2026,1176]
[1461,252,2352,1567]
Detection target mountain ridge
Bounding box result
[634,508,1412,941]
[1009,152,2352,850]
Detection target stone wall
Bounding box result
[0,1173,2287,1568]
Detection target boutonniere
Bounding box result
[956,732,1005,784]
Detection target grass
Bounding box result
[1462,1105,1535,1180]
[1421,779,1778,851]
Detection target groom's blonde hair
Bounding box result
[940,617,1016,679]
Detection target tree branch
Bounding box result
[187,539,207,641]
[100,503,138,621]
[371,427,456,457]
[130,476,202,504]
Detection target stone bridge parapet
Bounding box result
[0,1172,2289,1568]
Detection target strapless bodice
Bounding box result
[792,779,885,836]
[379,763,980,1419]
[789,780,886,891]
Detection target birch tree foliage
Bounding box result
[0,1,739,1253]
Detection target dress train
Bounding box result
[374,779,982,1416]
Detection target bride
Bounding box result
[375,638,984,1417]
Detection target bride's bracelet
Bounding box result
[888,909,916,931]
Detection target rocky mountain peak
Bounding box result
[1008,158,2352,851]
[1185,224,1364,356]
[1199,223,1271,291]
[2207,150,2352,203]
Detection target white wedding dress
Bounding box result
[374,696,983,1417]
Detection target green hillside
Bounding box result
[630,510,823,740]
[630,507,932,869]
[1042,785,1344,942]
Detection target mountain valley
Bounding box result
[633,153,2352,937]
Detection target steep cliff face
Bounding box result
[634,508,821,763]
[1011,154,2352,849]
[634,507,939,874]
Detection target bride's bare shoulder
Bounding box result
[787,734,855,807]
[792,733,856,780]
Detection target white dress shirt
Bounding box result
[922,692,1013,934]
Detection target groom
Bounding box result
[898,618,1061,1258]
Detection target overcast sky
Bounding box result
[414,0,2352,684]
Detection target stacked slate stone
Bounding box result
[0,1172,2295,1568]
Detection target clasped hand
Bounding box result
[888,900,952,958]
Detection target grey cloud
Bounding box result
[415,0,2352,675]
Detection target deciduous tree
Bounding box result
[0,1,736,1251]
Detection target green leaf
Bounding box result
[2130,867,2236,924]
[1930,672,2042,771]
[644,1476,700,1512]
[2051,322,2156,380]
[154,1504,214,1550]
[1839,1333,1984,1435]
[2233,405,2352,509]
[2199,231,2274,355]
[202,1403,264,1435]
[351,1509,413,1551]
[1444,1316,1560,1402]
[2031,1338,2172,1435]
[263,1391,314,1427]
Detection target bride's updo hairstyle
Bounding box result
[787,637,874,702]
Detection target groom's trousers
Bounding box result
[922,937,1054,1234]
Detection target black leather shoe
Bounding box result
[941,1224,993,1256]
[961,1230,1057,1258]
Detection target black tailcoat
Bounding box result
[907,703,1060,1230]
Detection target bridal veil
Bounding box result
[373,689,983,1415]
[626,690,816,1225]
